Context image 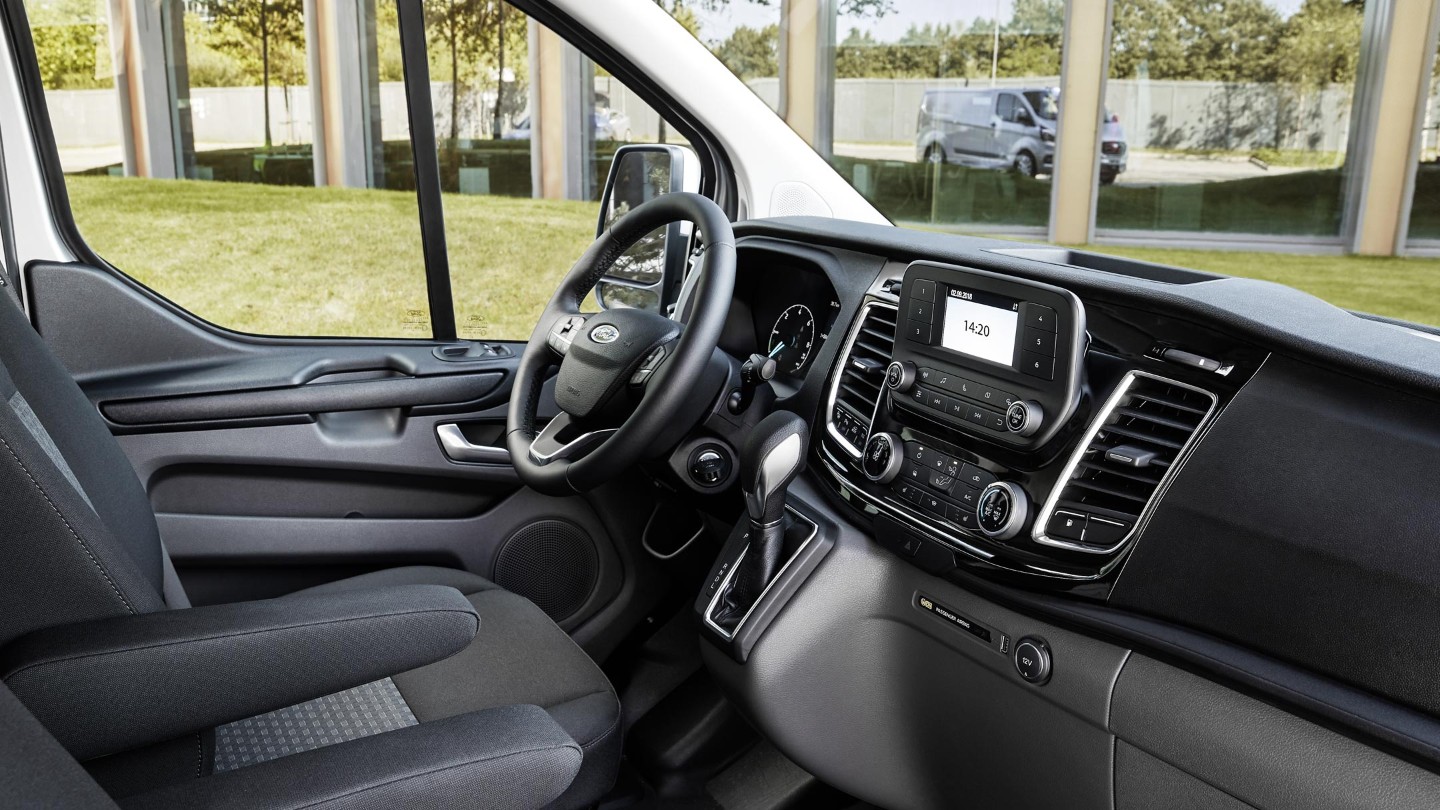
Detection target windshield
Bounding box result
[675,0,1440,329]
[1023,91,1057,122]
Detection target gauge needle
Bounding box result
[769,342,786,358]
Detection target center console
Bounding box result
[818,259,1222,584]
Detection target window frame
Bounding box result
[0,0,735,344]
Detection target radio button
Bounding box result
[982,409,1007,431]
[907,299,934,324]
[1020,350,1055,380]
[912,279,936,302]
[946,399,967,420]
[905,319,933,344]
[1023,303,1058,333]
[925,390,947,411]
[1023,326,1056,357]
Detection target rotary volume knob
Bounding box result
[885,361,916,394]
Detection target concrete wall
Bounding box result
[50,76,1357,156]
[51,78,665,151]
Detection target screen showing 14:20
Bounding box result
[940,287,1019,366]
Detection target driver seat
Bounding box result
[0,291,620,807]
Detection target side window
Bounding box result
[22,0,683,342]
[422,1,681,340]
[25,0,431,339]
[997,94,1017,123]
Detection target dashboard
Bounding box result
[695,217,1440,809]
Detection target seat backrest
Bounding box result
[0,289,168,645]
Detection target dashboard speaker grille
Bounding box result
[1050,374,1215,546]
[830,303,898,452]
[493,519,598,622]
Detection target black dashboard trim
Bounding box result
[940,559,1440,775]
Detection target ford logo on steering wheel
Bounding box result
[590,324,620,344]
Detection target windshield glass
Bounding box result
[674,0,1440,328]
[1023,91,1058,121]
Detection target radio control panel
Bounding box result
[892,262,1087,450]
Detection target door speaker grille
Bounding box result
[493,519,598,622]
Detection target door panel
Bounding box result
[26,261,630,639]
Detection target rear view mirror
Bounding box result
[594,144,700,312]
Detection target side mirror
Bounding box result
[594,144,701,313]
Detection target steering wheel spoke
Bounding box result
[529,412,617,466]
[546,313,590,357]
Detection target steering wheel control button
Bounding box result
[886,361,916,393]
[1005,400,1044,437]
[862,433,904,484]
[1014,637,1052,685]
[977,481,1029,541]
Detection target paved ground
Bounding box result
[832,142,1318,186]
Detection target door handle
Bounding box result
[437,423,511,464]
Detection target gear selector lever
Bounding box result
[710,411,809,633]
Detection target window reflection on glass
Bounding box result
[1408,39,1440,242]
[826,0,1064,231]
[1096,0,1365,237]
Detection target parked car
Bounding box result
[504,108,633,141]
[916,87,1128,183]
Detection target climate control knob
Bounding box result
[885,361,916,394]
[861,432,904,484]
[976,481,1029,541]
[1005,400,1043,438]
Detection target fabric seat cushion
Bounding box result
[290,566,621,808]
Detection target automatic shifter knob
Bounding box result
[712,411,810,635]
[740,411,809,528]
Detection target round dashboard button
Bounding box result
[862,433,903,484]
[975,481,1029,541]
[1005,400,1043,438]
[1014,637,1051,685]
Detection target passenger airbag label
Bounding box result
[917,594,992,643]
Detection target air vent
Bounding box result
[826,302,897,455]
[1036,372,1216,554]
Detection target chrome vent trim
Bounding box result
[1033,371,1218,555]
[823,301,898,458]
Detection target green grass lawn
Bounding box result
[66,175,599,340]
[64,175,1440,340]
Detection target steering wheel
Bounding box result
[506,192,736,495]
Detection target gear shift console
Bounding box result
[708,412,809,634]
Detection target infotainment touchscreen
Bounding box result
[940,286,1020,366]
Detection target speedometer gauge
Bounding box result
[768,304,816,375]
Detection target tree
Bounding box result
[27,0,113,90]
[1276,0,1364,88]
[713,24,779,79]
[203,0,307,148]
[1108,0,1187,79]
